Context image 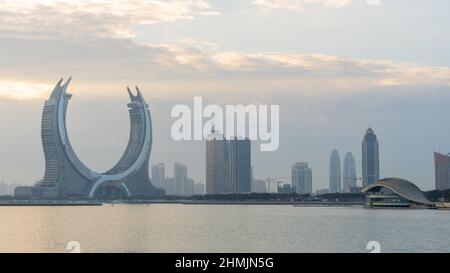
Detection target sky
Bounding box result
[0,0,450,191]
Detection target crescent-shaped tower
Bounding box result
[34,78,159,199]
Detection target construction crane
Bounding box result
[342,177,363,192]
[343,177,362,183]
[354,177,363,186]
[265,177,291,193]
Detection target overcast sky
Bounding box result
[1,0,449,191]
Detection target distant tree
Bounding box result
[0,195,14,201]
[316,193,365,202]
[425,190,450,202]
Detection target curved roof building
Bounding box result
[34,78,158,199]
[362,178,433,207]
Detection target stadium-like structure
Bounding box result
[362,178,433,208]
[29,78,158,199]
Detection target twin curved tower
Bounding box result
[36,78,157,198]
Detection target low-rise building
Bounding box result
[362,178,434,208]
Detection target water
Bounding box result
[0,204,449,253]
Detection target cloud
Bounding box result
[253,0,352,10]
[0,80,52,100]
[0,0,219,38]
[0,0,449,101]
[2,40,450,101]
[212,52,450,88]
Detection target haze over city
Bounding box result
[1,0,450,191]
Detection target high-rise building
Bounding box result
[251,179,267,193]
[435,152,450,190]
[362,127,380,187]
[165,177,176,195]
[185,178,195,196]
[228,137,252,193]
[151,163,166,189]
[0,181,7,196]
[206,129,229,194]
[194,183,205,195]
[206,129,252,194]
[174,163,187,196]
[291,162,312,194]
[27,78,158,199]
[343,152,357,193]
[329,150,341,193]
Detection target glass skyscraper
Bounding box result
[362,127,380,187]
[434,152,450,190]
[329,150,341,193]
[31,78,158,198]
[206,129,252,194]
[343,152,357,192]
[228,137,252,193]
[206,129,229,194]
[151,163,166,188]
[291,162,312,194]
[174,163,187,196]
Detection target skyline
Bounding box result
[1,0,450,191]
[1,83,448,192]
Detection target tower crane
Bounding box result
[264,177,291,193]
[342,177,363,192]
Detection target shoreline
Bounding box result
[1,200,448,209]
[0,202,103,207]
[0,200,364,207]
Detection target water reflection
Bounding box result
[0,205,449,253]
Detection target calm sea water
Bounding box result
[0,204,449,253]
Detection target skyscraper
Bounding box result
[228,137,252,193]
[251,179,267,193]
[329,150,341,193]
[174,163,187,196]
[434,152,450,190]
[185,178,195,196]
[31,78,157,198]
[343,152,357,192]
[206,129,229,194]
[362,127,380,187]
[194,183,205,195]
[0,181,7,196]
[206,129,252,194]
[291,162,312,194]
[165,177,176,195]
[151,163,166,188]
